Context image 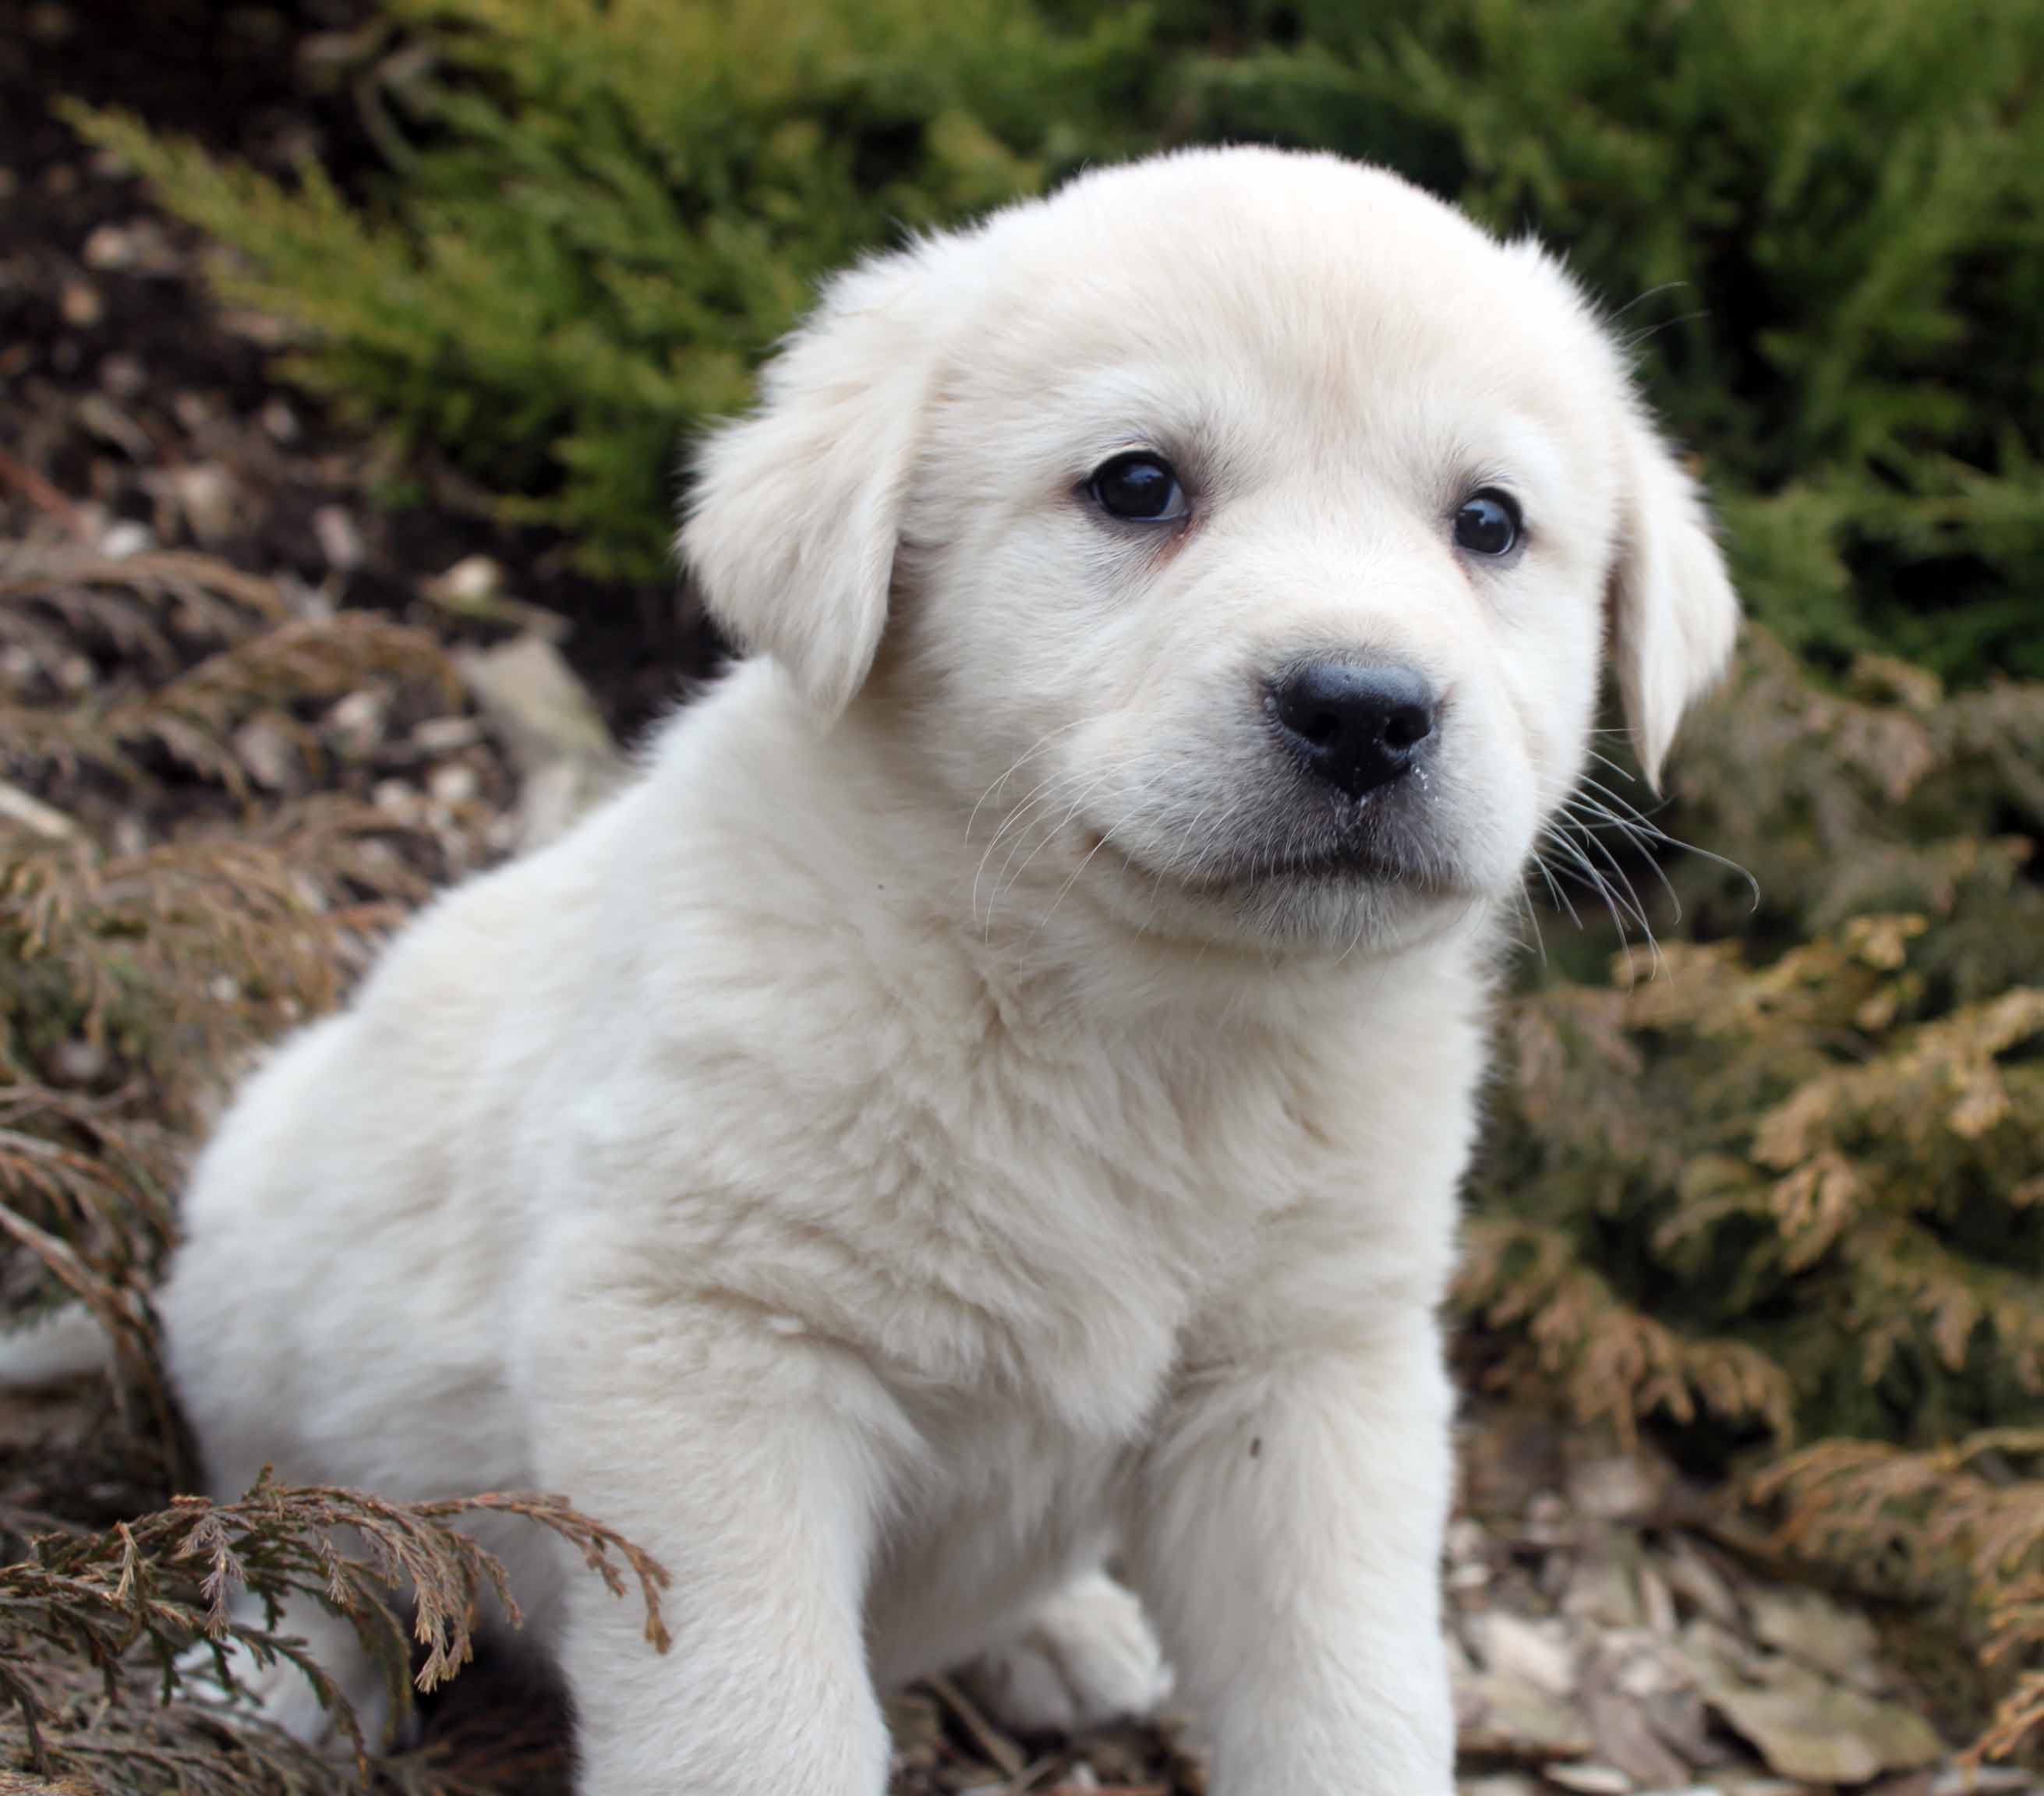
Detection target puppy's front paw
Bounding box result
[960,1570,1173,1736]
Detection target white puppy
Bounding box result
[155,147,1737,1795]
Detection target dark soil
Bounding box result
[1,0,718,748]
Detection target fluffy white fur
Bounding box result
[148,147,1738,1795]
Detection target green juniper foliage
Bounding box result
[70,0,2044,680]
[68,0,1158,580]
[1463,632,2044,1458]
[1169,0,2044,684]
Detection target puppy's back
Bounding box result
[161,763,649,1501]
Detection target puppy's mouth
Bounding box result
[1081,821,1457,899]
[1179,842,1446,895]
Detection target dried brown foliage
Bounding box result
[1756,1433,2044,1759]
[1461,635,2044,1758]
[0,1084,179,1438]
[1459,1218,1797,1450]
[0,542,643,1792]
[0,550,288,690]
[0,1474,667,1794]
[2,546,462,805]
[1466,929,2043,1448]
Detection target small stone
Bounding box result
[413,716,485,755]
[81,224,135,270]
[1545,1766,1632,1794]
[1469,1612,1577,1698]
[1523,1490,1575,1546]
[172,464,238,543]
[279,571,334,621]
[76,392,151,459]
[55,654,94,694]
[458,635,624,850]
[49,1037,108,1086]
[98,517,153,560]
[260,398,300,442]
[99,352,146,398]
[327,688,390,758]
[428,761,479,808]
[233,717,297,791]
[432,553,504,605]
[221,307,292,347]
[1610,1640,1685,1701]
[312,503,365,571]
[373,779,423,825]
[1565,1455,1666,1525]
[0,780,79,840]
[210,974,241,1005]
[1447,1517,1491,1564]
[59,280,104,328]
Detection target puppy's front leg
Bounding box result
[535,1305,897,1796]
[1127,1315,1456,1796]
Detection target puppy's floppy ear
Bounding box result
[1607,405,1741,790]
[680,246,943,718]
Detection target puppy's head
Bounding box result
[682,148,1738,952]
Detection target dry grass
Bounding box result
[0,1476,667,1794]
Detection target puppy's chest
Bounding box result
[705,1017,1309,1434]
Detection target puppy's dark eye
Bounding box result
[1454,490,1522,557]
[1088,452,1187,523]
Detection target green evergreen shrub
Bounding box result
[69,0,2044,679]
[1462,635,2044,1451]
[1169,0,2044,682]
[69,0,1158,579]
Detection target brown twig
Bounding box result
[925,1672,1027,1778]
[0,450,88,536]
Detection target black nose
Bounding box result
[1268,662,1438,799]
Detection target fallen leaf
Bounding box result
[1695,1654,1942,1784]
